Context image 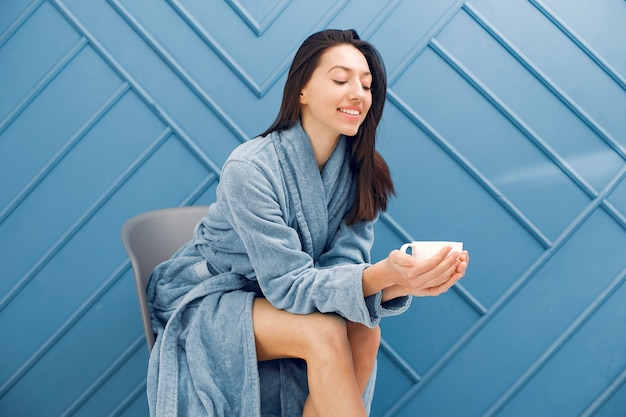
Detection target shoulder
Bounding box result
[224,134,279,172]
[220,133,284,192]
[229,134,274,159]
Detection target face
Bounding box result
[299,44,373,141]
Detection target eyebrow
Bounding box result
[327,66,372,77]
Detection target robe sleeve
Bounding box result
[317,214,412,316]
[218,159,409,327]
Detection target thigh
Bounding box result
[252,297,345,362]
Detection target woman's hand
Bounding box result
[392,246,468,296]
[371,247,470,301]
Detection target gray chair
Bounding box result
[121,206,209,351]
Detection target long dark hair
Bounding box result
[261,29,394,225]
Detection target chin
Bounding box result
[340,126,361,137]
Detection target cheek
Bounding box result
[363,97,373,115]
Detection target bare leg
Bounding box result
[252,298,367,417]
[302,322,381,416]
[346,321,381,394]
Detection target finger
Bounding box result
[423,256,460,288]
[424,269,466,297]
[455,251,470,274]
[432,250,461,276]
[388,249,416,266]
[455,260,468,275]
[409,254,458,292]
[410,277,457,297]
[417,246,453,273]
[404,248,459,291]
[430,272,463,295]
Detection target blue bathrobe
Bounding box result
[146,122,412,416]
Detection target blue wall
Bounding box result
[1,1,625,416]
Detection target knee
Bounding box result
[304,313,350,361]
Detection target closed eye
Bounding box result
[334,80,371,91]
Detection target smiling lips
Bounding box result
[338,107,361,117]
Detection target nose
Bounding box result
[349,82,366,101]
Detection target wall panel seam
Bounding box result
[0,168,219,398]
[0,37,88,136]
[49,0,222,175]
[58,335,145,417]
[0,126,172,315]
[580,366,626,417]
[178,173,219,207]
[107,0,249,143]
[225,0,290,36]
[165,0,349,98]
[529,0,626,91]
[599,167,626,230]
[429,38,600,198]
[454,284,488,316]
[0,82,130,226]
[482,266,626,416]
[0,127,172,397]
[463,3,626,160]
[380,170,624,416]
[105,379,148,417]
[601,199,626,231]
[379,212,413,244]
[165,0,267,97]
[380,338,422,383]
[0,0,45,48]
[388,0,466,83]
[387,89,552,248]
[0,260,131,397]
[359,0,403,40]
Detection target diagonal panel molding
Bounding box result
[462,2,626,160]
[226,0,291,36]
[0,0,45,48]
[50,0,222,175]
[529,0,626,90]
[107,0,249,143]
[2,1,625,416]
[166,0,349,97]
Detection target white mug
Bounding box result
[400,241,463,262]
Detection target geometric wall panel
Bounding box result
[1,1,625,416]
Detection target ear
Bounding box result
[299,90,307,105]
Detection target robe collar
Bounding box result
[273,122,353,260]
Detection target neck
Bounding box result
[313,135,340,171]
[301,121,340,171]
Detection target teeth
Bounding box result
[339,108,359,116]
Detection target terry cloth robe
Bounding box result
[146,121,412,417]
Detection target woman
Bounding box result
[147,29,469,417]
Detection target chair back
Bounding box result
[121,206,209,351]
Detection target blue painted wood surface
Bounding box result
[1,1,625,416]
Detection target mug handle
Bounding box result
[400,243,416,257]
